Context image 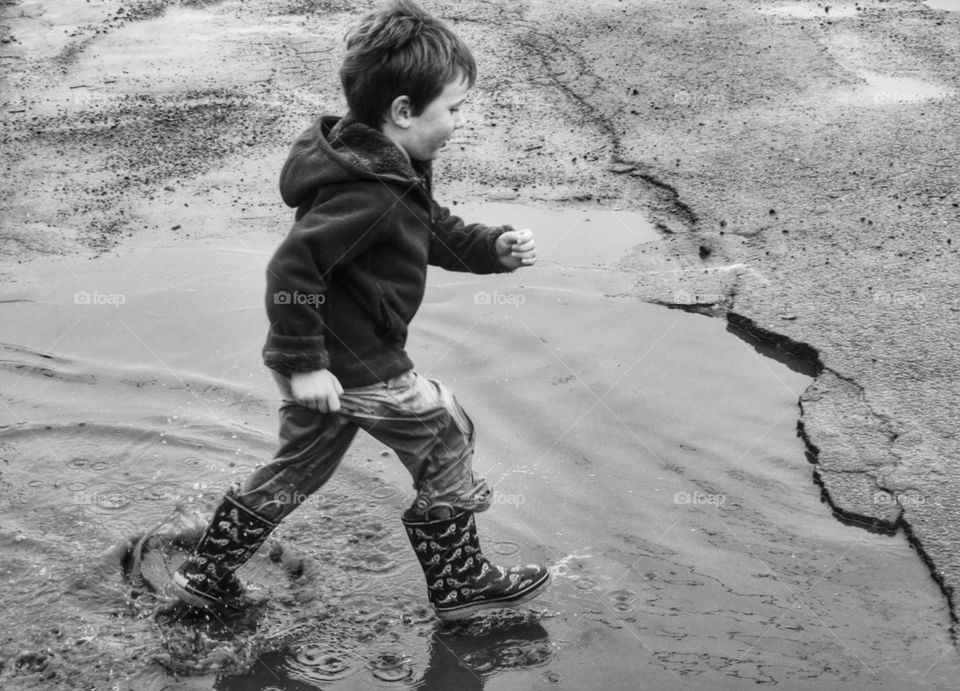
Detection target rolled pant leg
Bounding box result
[338,371,492,513]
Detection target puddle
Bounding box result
[926,0,960,11]
[838,71,954,106]
[1,203,958,689]
[817,29,955,108]
[861,71,953,103]
[761,3,861,19]
[453,201,660,267]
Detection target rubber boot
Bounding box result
[402,507,550,621]
[170,490,277,609]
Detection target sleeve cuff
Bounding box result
[262,333,331,376]
[485,226,514,274]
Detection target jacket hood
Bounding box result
[279,114,424,208]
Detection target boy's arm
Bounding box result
[262,186,392,376]
[427,200,513,274]
[262,233,331,376]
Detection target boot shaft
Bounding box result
[172,491,278,609]
[194,492,277,565]
[402,509,550,619]
[404,509,480,584]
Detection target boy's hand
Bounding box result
[290,369,343,412]
[496,228,536,270]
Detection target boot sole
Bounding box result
[170,571,237,610]
[434,571,551,621]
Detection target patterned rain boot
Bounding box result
[170,490,277,609]
[402,507,550,621]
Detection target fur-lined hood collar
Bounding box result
[279,114,428,208]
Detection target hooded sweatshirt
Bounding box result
[261,114,511,388]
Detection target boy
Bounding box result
[169,0,550,621]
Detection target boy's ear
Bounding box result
[388,95,414,129]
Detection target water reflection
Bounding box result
[214,615,552,690]
[416,616,552,690]
[926,0,960,12]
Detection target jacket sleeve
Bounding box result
[427,199,512,274]
[262,185,393,376]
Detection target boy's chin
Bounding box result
[407,143,445,162]
[427,141,449,159]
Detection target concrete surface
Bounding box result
[2,0,959,636]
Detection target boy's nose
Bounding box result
[453,111,466,129]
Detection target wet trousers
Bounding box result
[235,370,492,523]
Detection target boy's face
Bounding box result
[396,75,470,162]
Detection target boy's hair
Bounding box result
[340,0,477,128]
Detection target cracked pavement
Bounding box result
[3,0,960,649]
